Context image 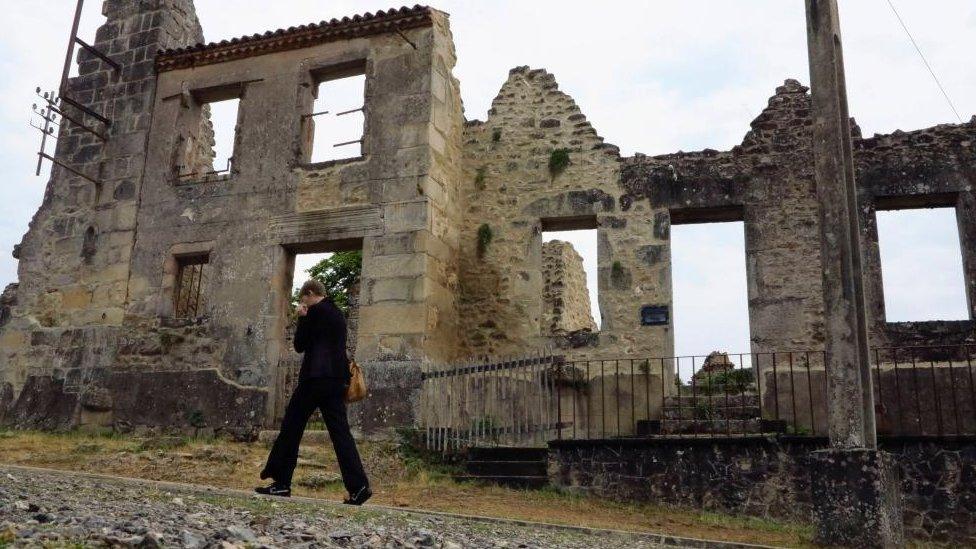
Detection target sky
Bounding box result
[1,1,973,358]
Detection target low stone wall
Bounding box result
[6,370,268,441]
[548,435,976,544]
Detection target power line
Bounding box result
[884,0,963,123]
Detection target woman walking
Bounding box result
[256,280,371,505]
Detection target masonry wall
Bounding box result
[2,2,973,437]
[620,80,976,359]
[0,5,462,437]
[549,436,976,544]
[0,0,273,437]
[458,67,671,362]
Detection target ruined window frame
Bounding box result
[299,59,368,168]
[874,194,971,323]
[667,214,753,357]
[173,82,247,185]
[172,254,210,319]
[159,241,215,320]
[539,215,602,335]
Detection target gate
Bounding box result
[419,350,564,452]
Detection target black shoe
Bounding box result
[343,485,372,506]
[254,482,291,497]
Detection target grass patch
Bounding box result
[71,442,102,455]
[295,472,342,489]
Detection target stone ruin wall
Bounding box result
[0,1,973,437]
[0,3,465,437]
[541,240,597,335]
[458,67,672,362]
[620,79,976,356]
[0,0,234,433]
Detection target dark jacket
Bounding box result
[294,298,350,381]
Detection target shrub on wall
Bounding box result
[477,224,493,258]
[474,166,487,190]
[549,148,571,177]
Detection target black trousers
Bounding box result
[261,378,368,493]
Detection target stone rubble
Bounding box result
[0,467,679,548]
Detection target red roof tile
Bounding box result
[155,5,434,72]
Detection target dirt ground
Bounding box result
[0,430,814,547]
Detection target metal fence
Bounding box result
[417,344,976,451]
[419,350,562,452]
[873,345,976,436]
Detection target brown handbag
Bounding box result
[345,359,368,403]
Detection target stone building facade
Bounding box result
[1,2,974,437]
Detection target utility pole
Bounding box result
[804,1,902,546]
[806,0,875,450]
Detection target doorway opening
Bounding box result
[670,219,751,382]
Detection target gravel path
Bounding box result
[0,465,743,548]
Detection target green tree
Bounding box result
[292,251,362,315]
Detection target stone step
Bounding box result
[664,394,758,407]
[459,447,549,489]
[466,446,548,462]
[452,475,549,489]
[464,460,547,477]
[662,406,761,420]
[636,419,787,436]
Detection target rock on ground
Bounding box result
[0,466,687,548]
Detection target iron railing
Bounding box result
[419,350,562,452]
[872,345,976,436]
[417,345,976,451]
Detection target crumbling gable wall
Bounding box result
[622,79,827,354]
[459,67,672,362]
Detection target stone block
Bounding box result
[366,232,420,256]
[61,286,93,310]
[810,448,904,548]
[383,201,429,233]
[363,253,425,278]
[358,303,427,335]
[0,330,29,350]
[367,277,419,304]
[381,176,425,202]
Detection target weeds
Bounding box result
[476,224,493,258]
[548,148,571,177]
[474,166,487,190]
[295,472,342,489]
